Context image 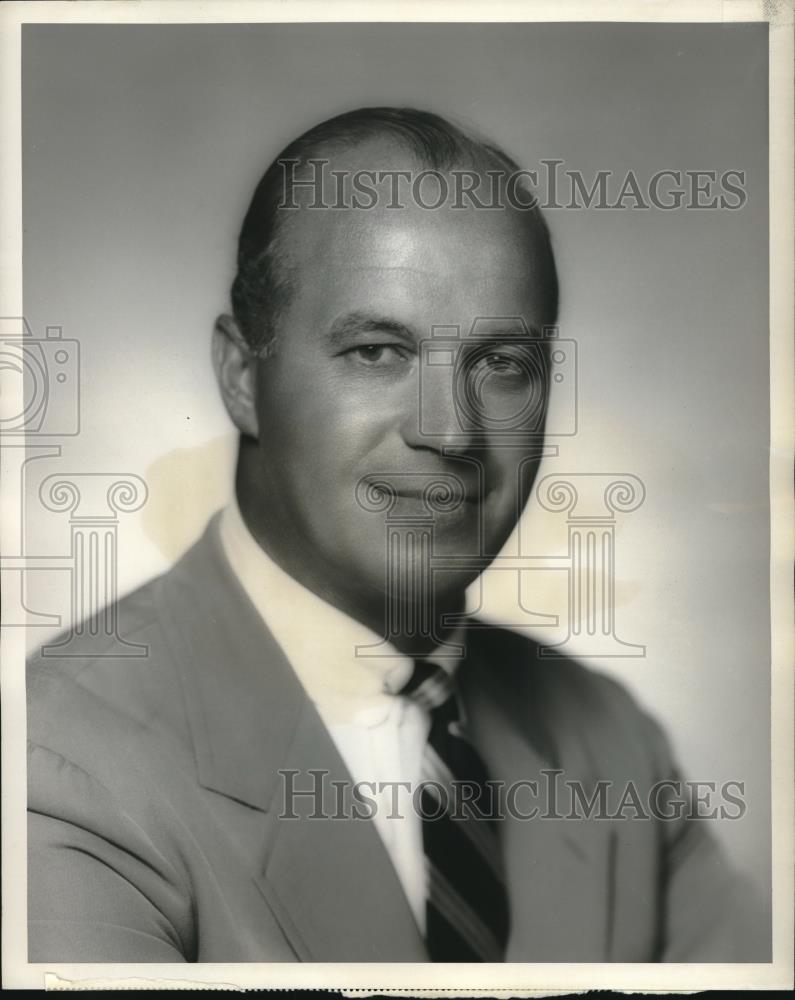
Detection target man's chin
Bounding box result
[379,565,476,610]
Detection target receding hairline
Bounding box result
[274,131,553,254]
[231,108,559,351]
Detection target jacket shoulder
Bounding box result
[26,563,190,775]
[465,623,677,781]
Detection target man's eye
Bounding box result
[485,354,523,375]
[348,344,409,367]
[476,353,527,379]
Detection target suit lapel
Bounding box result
[161,516,426,961]
[162,520,612,961]
[255,697,427,961]
[460,629,613,961]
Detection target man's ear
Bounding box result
[212,314,260,438]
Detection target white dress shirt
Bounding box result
[219,500,461,931]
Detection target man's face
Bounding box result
[240,149,551,616]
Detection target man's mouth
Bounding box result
[389,489,482,505]
[356,473,490,516]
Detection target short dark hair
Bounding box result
[231,106,559,354]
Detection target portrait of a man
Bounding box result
[10,16,777,980]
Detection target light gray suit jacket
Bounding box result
[27,515,769,962]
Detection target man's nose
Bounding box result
[399,359,477,454]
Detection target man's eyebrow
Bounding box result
[470,319,543,339]
[327,311,417,346]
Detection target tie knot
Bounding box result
[398,658,455,711]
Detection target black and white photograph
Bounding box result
[1,0,792,992]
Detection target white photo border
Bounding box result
[1,0,792,992]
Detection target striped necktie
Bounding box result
[400,658,510,962]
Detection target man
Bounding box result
[27,107,766,963]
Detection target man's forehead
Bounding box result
[278,261,539,299]
[282,193,538,280]
[278,259,546,340]
[277,136,538,272]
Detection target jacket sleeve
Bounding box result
[28,742,194,963]
[636,705,771,962]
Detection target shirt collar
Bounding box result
[218,499,461,722]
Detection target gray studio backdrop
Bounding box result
[20,23,769,901]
